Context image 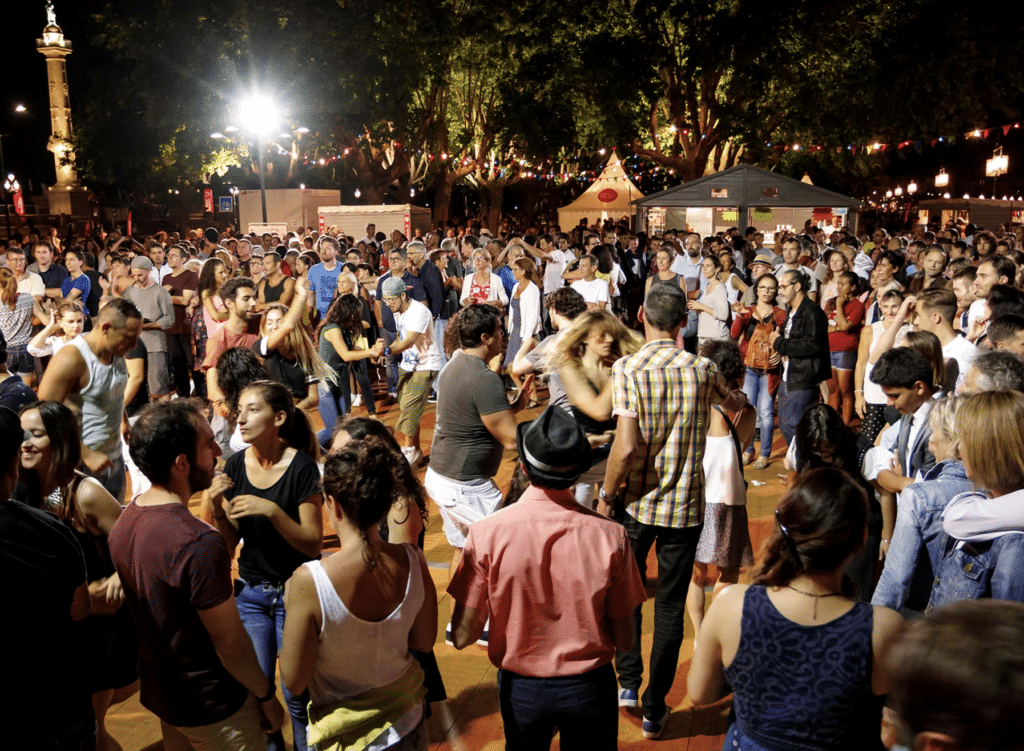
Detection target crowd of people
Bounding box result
[3,214,1024,751]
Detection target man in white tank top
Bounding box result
[38,299,143,502]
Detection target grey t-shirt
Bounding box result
[125,283,174,353]
[430,353,511,481]
[526,335,570,415]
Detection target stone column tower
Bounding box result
[37,1,88,216]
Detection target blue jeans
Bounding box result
[236,580,309,751]
[433,318,449,368]
[383,329,399,395]
[778,381,818,447]
[497,663,618,750]
[316,363,376,445]
[742,368,776,458]
[615,515,702,721]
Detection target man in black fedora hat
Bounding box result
[447,405,646,750]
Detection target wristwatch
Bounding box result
[598,487,610,502]
[256,681,276,703]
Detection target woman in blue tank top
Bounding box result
[688,468,904,751]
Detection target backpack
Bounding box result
[744,311,776,371]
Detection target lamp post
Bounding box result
[0,104,28,241]
[213,95,298,228]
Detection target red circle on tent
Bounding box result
[597,188,618,203]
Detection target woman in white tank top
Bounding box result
[280,436,438,751]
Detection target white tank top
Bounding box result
[305,544,425,707]
[703,433,746,506]
[67,336,127,460]
[863,321,908,405]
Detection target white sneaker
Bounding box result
[401,446,422,467]
[352,394,363,407]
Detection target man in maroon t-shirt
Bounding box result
[109,400,284,746]
[162,245,200,398]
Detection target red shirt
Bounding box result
[447,485,646,677]
[828,298,865,352]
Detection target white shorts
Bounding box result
[424,467,503,548]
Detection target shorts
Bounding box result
[7,343,33,375]
[424,467,503,548]
[395,369,437,437]
[160,694,264,751]
[148,351,170,396]
[830,349,856,371]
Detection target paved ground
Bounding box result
[106,387,791,750]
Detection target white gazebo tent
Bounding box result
[558,151,644,230]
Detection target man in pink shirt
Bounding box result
[448,406,646,750]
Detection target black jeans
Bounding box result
[167,330,197,398]
[497,663,617,750]
[615,513,702,720]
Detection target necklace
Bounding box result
[785,584,845,619]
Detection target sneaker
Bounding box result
[401,446,422,467]
[445,623,454,646]
[427,392,437,404]
[642,709,669,739]
[352,394,363,407]
[618,688,639,707]
[476,629,489,646]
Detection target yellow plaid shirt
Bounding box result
[611,339,730,528]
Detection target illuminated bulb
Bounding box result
[354,189,361,198]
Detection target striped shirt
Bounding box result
[611,339,730,528]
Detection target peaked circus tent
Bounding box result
[558,152,644,230]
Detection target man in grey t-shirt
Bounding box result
[125,256,175,400]
[426,305,533,581]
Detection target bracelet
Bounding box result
[854,390,864,393]
[212,510,226,520]
[256,682,276,703]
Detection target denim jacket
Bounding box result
[925,486,1024,611]
[872,460,974,612]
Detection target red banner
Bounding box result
[13,191,24,216]
[127,211,133,236]
[204,188,214,213]
[404,214,411,240]
[597,188,619,203]
[318,214,325,234]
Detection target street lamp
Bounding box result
[2,173,18,240]
[213,95,294,226]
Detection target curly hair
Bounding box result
[332,417,428,533]
[317,294,364,341]
[216,347,267,420]
[197,257,225,300]
[129,400,204,486]
[322,435,408,566]
[698,339,744,383]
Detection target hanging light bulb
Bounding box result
[907,182,917,194]
[354,189,361,198]
[935,168,949,187]
[894,186,903,196]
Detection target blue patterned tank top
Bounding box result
[721,586,883,751]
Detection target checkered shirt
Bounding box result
[611,338,730,528]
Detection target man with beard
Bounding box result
[109,400,285,748]
[670,232,706,294]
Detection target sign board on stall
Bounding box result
[219,196,233,213]
[248,223,289,238]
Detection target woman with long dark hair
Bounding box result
[208,380,323,751]
[192,257,229,393]
[689,468,903,750]
[19,401,137,751]
[0,267,39,382]
[316,295,385,444]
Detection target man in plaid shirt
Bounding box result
[599,282,747,739]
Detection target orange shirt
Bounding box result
[447,486,646,677]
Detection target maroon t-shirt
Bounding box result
[108,502,248,727]
[163,269,199,334]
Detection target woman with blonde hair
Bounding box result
[461,248,508,309]
[543,309,642,506]
[257,302,337,412]
[929,390,1024,607]
[872,395,974,612]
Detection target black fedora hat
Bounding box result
[516,405,593,484]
